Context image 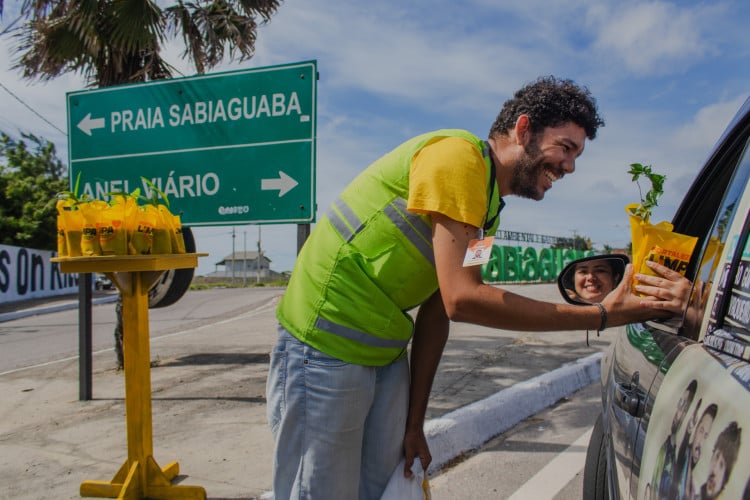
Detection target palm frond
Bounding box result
[110,0,165,54]
[11,0,284,84]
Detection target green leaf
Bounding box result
[140,176,170,208]
[628,162,666,222]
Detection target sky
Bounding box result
[2,0,750,276]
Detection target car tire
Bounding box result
[583,413,609,500]
[148,227,196,308]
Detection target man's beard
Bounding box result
[509,136,547,200]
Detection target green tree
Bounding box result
[0,132,67,249]
[3,0,280,87]
[552,234,592,251]
[2,0,282,368]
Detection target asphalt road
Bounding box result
[430,383,598,498]
[0,284,607,498]
[0,287,284,373]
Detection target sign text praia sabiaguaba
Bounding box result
[67,61,317,226]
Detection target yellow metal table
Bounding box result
[53,254,208,500]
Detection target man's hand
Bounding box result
[602,261,692,326]
[602,264,672,325]
[403,428,432,478]
[634,260,692,315]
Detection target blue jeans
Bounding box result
[266,325,409,500]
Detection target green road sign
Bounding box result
[66,60,317,225]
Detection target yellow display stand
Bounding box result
[53,254,208,500]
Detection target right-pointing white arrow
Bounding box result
[261,170,299,197]
[77,113,106,136]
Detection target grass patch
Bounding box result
[190,279,288,290]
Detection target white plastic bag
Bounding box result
[380,457,432,500]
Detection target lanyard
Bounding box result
[483,142,504,234]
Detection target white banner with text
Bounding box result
[0,244,79,303]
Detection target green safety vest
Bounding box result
[277,129,503,366]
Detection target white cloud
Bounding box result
[588,1,719,75]
[253,1,546,115]
[669,95,748,154]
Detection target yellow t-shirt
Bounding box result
[408,136,488,228]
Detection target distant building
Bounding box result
[206,251,283,282]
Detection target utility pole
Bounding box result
[569,229,579,250]
[256,225,262,285]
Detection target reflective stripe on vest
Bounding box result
[328,197,434,266]
[385,198,434,267]
[327,198,363,242]
[314,318,410,349]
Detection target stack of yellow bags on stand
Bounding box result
[55,192,186,258]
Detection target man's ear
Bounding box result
[514,114,532,146]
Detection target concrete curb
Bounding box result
[425,351,602,473]
[0,295,119,323]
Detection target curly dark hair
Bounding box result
[489,76,604,140]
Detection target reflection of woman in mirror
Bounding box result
[570,258,620,304]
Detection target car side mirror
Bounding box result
[558,254,630,305]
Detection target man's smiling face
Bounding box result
[509,122,586,200]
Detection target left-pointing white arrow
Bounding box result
[261,170,299,197]
[77,113,106,136]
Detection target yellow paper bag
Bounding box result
[626,204,698,293]
[157,205,186,254]
[56,218,67,256]
[626,203,674,274]
[59,206,84,257]
[633,225,698,294]
[55,199,73,257]
[79,201,107,256]
[128,206,156,255]
[150,204,173,254]
[96,195,127,255]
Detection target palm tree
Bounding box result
[5,0,280,88]
[3,0,282,368]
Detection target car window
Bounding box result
[676,128,750,340]
[704,222,750,342]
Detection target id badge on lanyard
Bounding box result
[463,228,494,267]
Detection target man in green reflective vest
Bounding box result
[266,76,690,499]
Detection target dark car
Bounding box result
[94,273,113,290]
[562,97,750,499]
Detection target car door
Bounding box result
[624,98,750,498]
[635,200,750,499]
[603,319,684,498]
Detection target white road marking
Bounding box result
[508,427,592,500]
